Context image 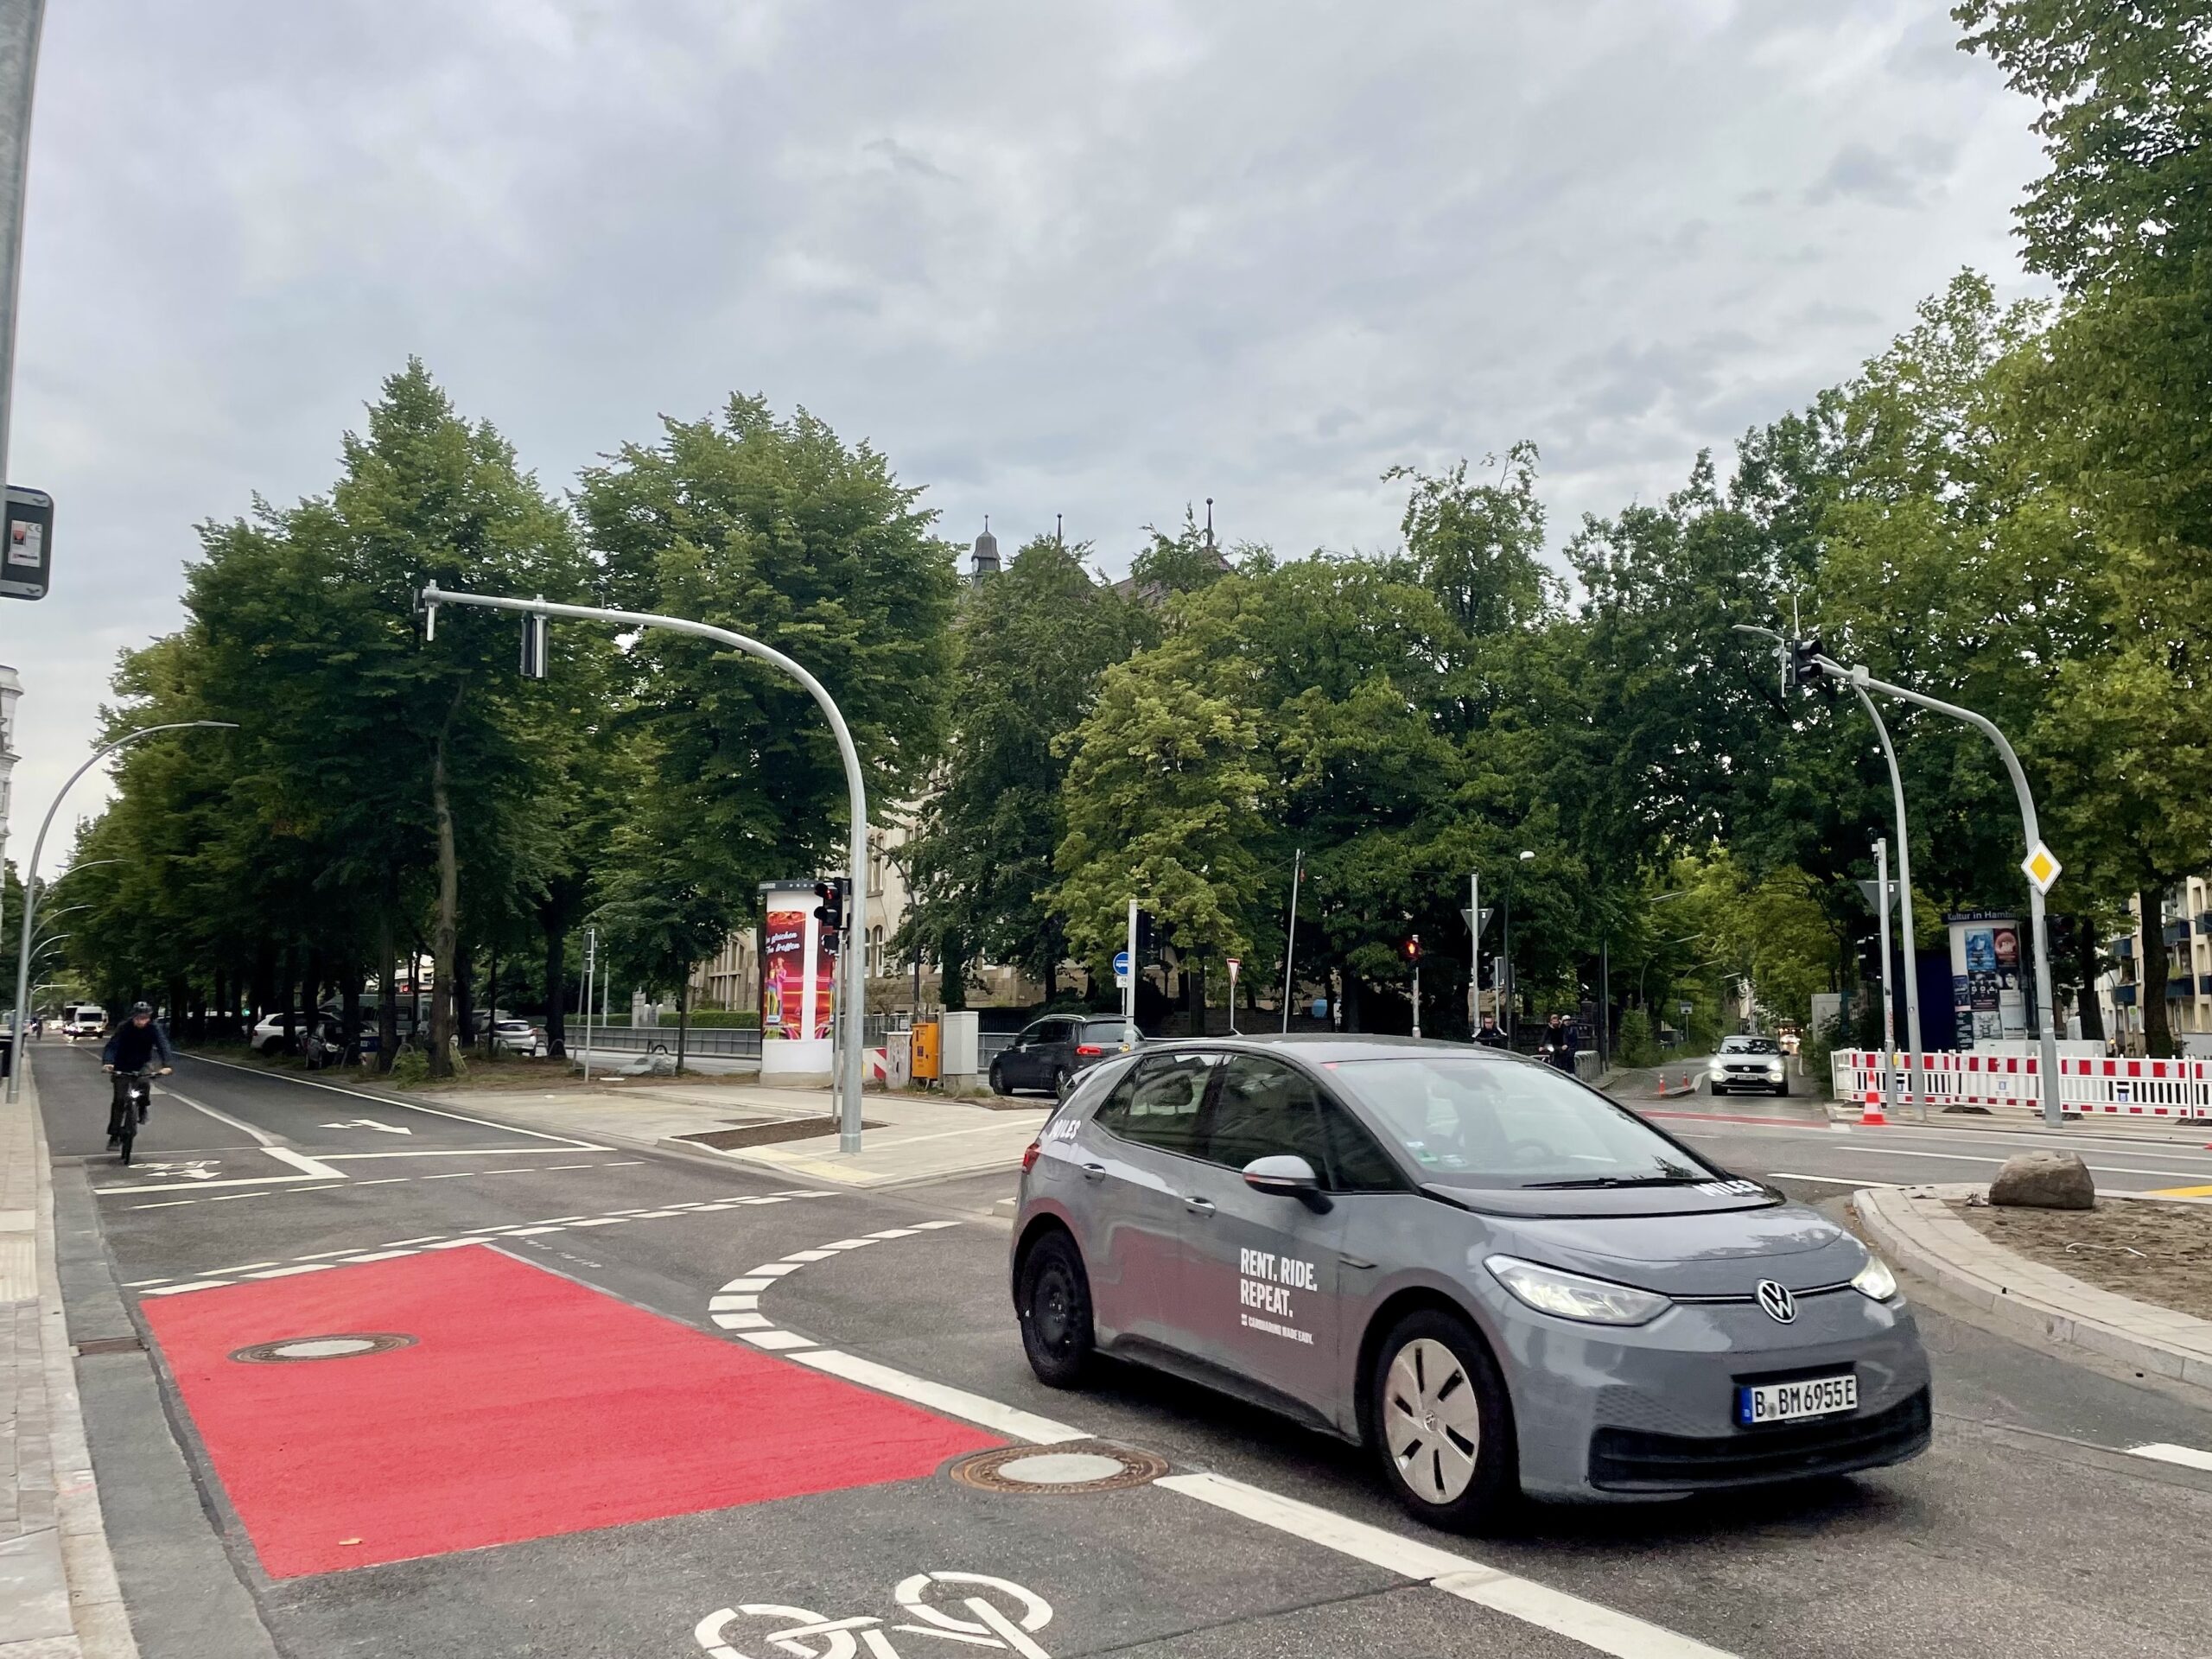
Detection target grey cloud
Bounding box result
[2,0,2042,836]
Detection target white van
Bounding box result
[70,1006,105,1039]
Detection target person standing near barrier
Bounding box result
[1541,1013,1575,1071]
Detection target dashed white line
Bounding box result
[2129,1442,2212,1472]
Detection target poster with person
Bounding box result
[760,910,805,1040]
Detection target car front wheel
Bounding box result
[1016,1230,1096,1389]
[989,1059,1012,1097]
[1370,1308,1516,1531]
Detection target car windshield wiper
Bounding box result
[1519,1173,1712,1190]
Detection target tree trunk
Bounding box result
[2140,887,2173,1058]
[543,913,568,1059]
[483,946,498,1055]
[455,942,477,1058]
[340,964,363,1067]
[2073,913,2106,1044]
[429,713,462,1080]
[675,975,690,1077]
[378,866,399,1071]
[279,947,298,1055]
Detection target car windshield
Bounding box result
[1328,1055,1721,1188]
[1721,1037,1780,1054]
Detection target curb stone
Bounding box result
[3,1056,137,1659]
[1853,1181,2212,1394]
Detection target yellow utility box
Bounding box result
[911,1020,941,1081]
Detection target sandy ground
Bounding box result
[1953,1197,2212,1321]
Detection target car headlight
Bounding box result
[1484,1255,1672,1326]
[1850,1255,1898,1301]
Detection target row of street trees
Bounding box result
[37,2,2212,1059]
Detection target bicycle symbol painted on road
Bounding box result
[695,1572,1054,1659]
[125,1160,222,1181]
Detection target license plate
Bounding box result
[1737,1373,1857,1427]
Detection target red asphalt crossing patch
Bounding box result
[140,1245,1001,1578]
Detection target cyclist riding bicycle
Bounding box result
[103,1001,174,1148]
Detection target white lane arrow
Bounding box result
[320,1118,414,1135]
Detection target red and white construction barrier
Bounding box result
[1831,1050,2212,1119]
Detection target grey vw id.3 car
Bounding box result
[1011,1035,1929,1529]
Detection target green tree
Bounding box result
[901,535,1148,1006]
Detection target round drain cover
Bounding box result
[949,1442,1166,1495]
[229,1332,416,1364]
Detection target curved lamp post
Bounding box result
[7,722,238,1100]
[418,584,872,1153]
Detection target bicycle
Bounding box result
[109,1065,159,1166]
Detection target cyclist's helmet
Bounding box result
[130,1001,152,1016]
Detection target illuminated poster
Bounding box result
[760,910,806,1040]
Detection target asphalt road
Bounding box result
[36,1043,2212,1659]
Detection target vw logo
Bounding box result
[1756,1280,1797,1324]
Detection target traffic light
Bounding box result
[1784,635,1827,694]
[518,612,548,679]
[812,878,849,934]
[1135,908,1157,960]
[1402,935,1421,965]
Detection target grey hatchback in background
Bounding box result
[1011,1035,1929,1529]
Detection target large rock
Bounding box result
[1988,1150,2094,1210]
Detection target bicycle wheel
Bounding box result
[117,1117,136,1166]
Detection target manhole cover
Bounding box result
[229,1332,417,1364]
[948,1442,1166,1494]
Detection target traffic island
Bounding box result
[1853,1181,2212,1390]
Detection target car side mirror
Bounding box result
[1243,1154,1328,1211]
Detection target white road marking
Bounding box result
[96,1173,320,1195]
[712,1312,772,1330]
[320,1117,413,1135]
[264,1146,348,1181]
[913,1220,964,1231]
[158,1086,281,1147]
[317,1148,599,1160]
[569,1217,626,1228]
[177,1052,606,1147]
[719,1278,774,1293]
[709,1294,760,1312]
[424,1238,489,1251]
[820,1238,879,1250]
[207,1262,277,1274]
[790,1349,1085,1444]
[744,1263,804,1277]
[1770,1173,1902,1188]
[1158,1473,1737,1659]
[501,1226,566,1236]
[866,1228,919,1240]
[2128,1442,2212,1472]
[1690,1139,2212,1183]
[244,1263,338,1280]
[785,1249,837,1262]
[337,1250,416,1264]
[140,1281,230,1297]
[736,1330,816,1351]
[382,1236,447,1247]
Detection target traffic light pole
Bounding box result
[1853,683,1925,1119]
[1820,655,2062,1128]
[419,583,873,1153]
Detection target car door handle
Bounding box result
[1340,1254,1376,1269]
[1183,1196,1216,1216]
[1081,1162,1107,1183]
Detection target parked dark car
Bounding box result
[990,1015,1141,1098]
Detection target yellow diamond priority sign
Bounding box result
[2022,841,2062,894]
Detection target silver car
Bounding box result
[1010,1035,1929,1529]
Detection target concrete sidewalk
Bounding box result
[0,1058,134,1658]
[377,1078,1052,1190]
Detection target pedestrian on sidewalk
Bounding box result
[1475,1015,1509,1049]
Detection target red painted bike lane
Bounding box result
[141,1245,1000,1578]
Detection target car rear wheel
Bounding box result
[1370,1309,1516,1531]
[989,1058,1012,1097]
[1016,1231,1096,1389]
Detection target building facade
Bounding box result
[2098,878,2212,1052]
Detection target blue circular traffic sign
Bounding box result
[1113,950,1131,976]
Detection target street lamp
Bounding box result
[6,721,238,1100]
[419,583,873,1154]
[1498,849,1535,1044]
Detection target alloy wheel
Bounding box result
[1382,1336,1481,1503]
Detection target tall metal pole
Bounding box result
[421,584,873,1152]
[1467,871,1479,1032]
[1123,897,1138,1032]
[1853,685,1925,1119]
[1875,837,1898,1121]
[1410,954,1421,1039]
[1279,849,1301,1033]
[1822,656,2061,1127]
[581,925,595,1083]
[0,0,45,493]
[1502,887,1512,1046]
[7,721,237,1100]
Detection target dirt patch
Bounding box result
[677,1117,887,1149]
[1950,1198,2212,1322]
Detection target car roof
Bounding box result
[1127,1033,1523,1065]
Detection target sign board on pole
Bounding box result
[1854,879,1897,915]
[1112,949,1130,978]
[1461,906,1494,937]
[2,486,51,601]
[2021,842,2062,894]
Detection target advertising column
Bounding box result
[1948,911,2024,1049]
[759,880,834,1084]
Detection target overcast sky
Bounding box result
[3,0,2044,868]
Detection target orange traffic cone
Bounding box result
[1859,1095,1887,1127]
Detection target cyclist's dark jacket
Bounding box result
[103,1020,174,1071]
